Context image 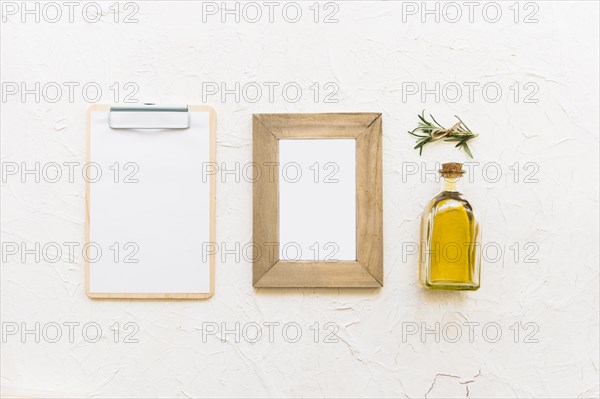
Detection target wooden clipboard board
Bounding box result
[85,104,216,299]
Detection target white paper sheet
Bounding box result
[278,139,357,261]
[89,111,211,294]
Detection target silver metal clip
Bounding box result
[108,103,190,129]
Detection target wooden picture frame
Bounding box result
[252,113,383,288]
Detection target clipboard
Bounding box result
[85,104,216,299]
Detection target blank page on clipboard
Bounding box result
[86,105,215,298]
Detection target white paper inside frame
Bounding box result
[89,111,211,294]
[278,139,357,262]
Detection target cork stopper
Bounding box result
[440,162,464,178]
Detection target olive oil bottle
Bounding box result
[419,163,481,290]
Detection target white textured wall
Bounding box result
[1,1,599,398]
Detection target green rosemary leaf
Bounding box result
[417,113,430,126]
[462,142,474,158]
[454,115,472,132]
[414,138,430,149]
[429,114,444,128]
[408,129,429,138]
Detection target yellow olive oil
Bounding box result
[419,163,481,290]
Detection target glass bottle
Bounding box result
[419,163,481,290]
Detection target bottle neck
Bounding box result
[441,176,461,192]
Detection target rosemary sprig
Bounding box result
[408,111,478,158]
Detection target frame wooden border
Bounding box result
[252,113,383,288]
[85,104,216,299]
